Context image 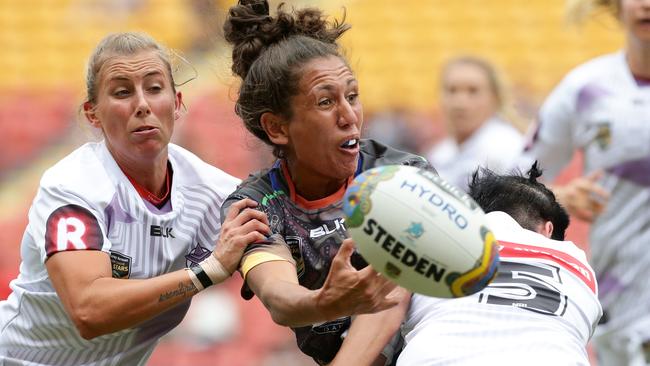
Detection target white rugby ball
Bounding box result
[342,165,499,298]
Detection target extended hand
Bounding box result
[315,239,400,321]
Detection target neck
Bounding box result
[112,149,169,197]
[626,39,650,78]
[284,159,347,201]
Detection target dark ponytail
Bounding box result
[223,0,351,157]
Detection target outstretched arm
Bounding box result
[246,238,401,328]
[46,199,269,339]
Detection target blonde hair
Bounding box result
[565,0,620,25]
[84,32,175,104]
[441,56,527,132]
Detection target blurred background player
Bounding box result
[398,164,602,366]
[521,0,650,364]
[426,56,525,191]
[0,32,269,365]
[220,0,434,364]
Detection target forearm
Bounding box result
[247,261,337,327]
[246,240,402,329]
[330,289,410,366]
[68,269,200,339]
[256,278,327,327]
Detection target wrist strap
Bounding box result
[200,254,231,285]
[190,265,213,289]
[186,268,205,291]
[185,255,231,292]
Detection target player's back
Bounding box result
[398,211,602,366]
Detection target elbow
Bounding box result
[68,305,106,340]
[270,311,296,327]
[78,327,101,341]
[267,305,313,328]
[256,291,304,327]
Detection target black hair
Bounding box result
[468,162,570,240]
[223,0,351,157]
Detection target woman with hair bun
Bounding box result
[221,1,436,364]
[522,0,650,364]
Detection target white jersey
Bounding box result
[427,117,524,191]
[521,51,650,334]
[398,211,602,366]
[0,141,239,366]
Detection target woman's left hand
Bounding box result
[213,198,270,274]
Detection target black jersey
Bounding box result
[221,139,434,365]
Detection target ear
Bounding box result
[536,221,554,238]
[260,112,289,146]
[174,91,183,120]
[83,102,101,128]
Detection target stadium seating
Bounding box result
[339,0,622,111]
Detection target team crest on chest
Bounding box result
[185,243,211,267]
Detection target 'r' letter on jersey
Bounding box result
[45,204,104,257]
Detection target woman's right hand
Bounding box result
[553,170,610,222]
[315,238,400,321]
[213,198,270,274]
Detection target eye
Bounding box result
[113,89,130,97]
[148,85,163,93]
[346,93,359,103]
[318,98,333,107]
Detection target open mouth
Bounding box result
[340,138,359,150]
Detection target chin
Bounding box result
[138,143,167,159]
[340,162,359,180]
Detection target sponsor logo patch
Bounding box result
[404,222,424,240]
[594,122,611,150]
[150,225,175,238]
[286,236,305,278]
[45,204,103,257]
[110,251,132,279]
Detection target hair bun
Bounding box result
[527,161,544,182]
[224,1,350,79]
[238,0,270,16]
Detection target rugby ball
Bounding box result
[342,165,498,298]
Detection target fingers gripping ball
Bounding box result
[342,165,499,298]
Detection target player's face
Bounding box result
[85,50,181,165]
[621,0,650,43]
[441,63,497,144]
[283,56,363,197]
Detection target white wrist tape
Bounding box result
[199,255,231,285]
[186,268,205,291]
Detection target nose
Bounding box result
[447,92,470,110]
[134,89,151,118]
[337,98,359,127]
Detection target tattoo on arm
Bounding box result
[158,282,198,302]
